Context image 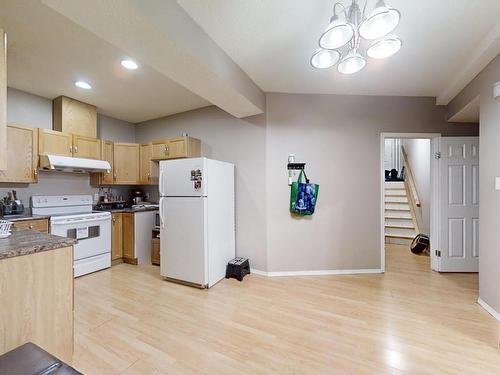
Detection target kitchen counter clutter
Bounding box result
[0,228,76,260]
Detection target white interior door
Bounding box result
[160,197,207,285]
[437,137,479,272]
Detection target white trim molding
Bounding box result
[478,298,500,322]
[251,269,382,277]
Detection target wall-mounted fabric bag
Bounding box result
[289,170,319,216]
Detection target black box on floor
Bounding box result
[225,257,250,281]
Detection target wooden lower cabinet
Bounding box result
[0,246,74,363]
[151,236,160,265]
[12,219,49,233]
[111,212,123,261]
[0,124,38,183]
[122,212,136,263]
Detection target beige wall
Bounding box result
[135,107,268,271]
[448,53,500,315]
[402,138,431,234]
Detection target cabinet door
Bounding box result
[101,140,114,184]
[111,212,123,260]
[0,30,6,171]
[12,219,48,233]
[167,137,188,159]
[151,140,169,160]
[72,135,101,159]
[113,143,139,184]
[122,213,135,260]
[0,125,38,183]
[38,129,73,157]
[53,96,97,138]
[139,143,159,185]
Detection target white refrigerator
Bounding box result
[159,157,235,288]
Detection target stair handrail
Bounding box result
[401,145,421,207]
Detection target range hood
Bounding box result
[39,154,111,173]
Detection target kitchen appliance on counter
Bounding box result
[159,157,235,288]
[32,195,111,277]
[130,189,145,205]
[1,190,25,217]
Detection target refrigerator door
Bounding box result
[160,197,207,286]
[159,158,206,197]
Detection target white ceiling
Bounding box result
[1,0,210,123]
[178,0,500,99]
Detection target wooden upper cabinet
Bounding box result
[151,136,201,160]
[101,140,114,185]
[139,143,158,185]
[0,124,38,183]
[53,96,97,138]
[38,129,73,157]
[0,29,7,171]
[72,135,101,159]
[114,142,139,184]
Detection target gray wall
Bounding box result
[448,53,500,315]
[135,107,268,271]
[402,138,431,234]
[135,95,477,272]
[1,88,135,205]
[265,94,477,272]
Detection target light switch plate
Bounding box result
[496,177,500,190]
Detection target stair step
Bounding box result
[385,191,407,197]
[385,218,414,226]
[385,197,408,203]
[385,224,415,230]
[385,233,415,240]
[385,205,410,211]
[385,211,412,219]
[385,181,405,188]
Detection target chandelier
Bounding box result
[310,0,402,74]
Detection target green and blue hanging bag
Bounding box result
[290,170,319,216]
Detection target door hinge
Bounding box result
[434,152,441,159]
[435,250,441,257]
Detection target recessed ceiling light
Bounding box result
[75,81,92,90]
[121,59,138,70]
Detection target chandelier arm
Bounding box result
[333,2,349,18]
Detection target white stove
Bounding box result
[32,195,111,277]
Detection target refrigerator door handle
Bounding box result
[159,167,164,196]
[159,197,164,228]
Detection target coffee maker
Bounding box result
[130,189,145,205]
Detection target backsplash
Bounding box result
[0,171,130,208]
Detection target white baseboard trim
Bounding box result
[251,268,382,277]
[478,297,500,322]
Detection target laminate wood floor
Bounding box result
[71,245,500,374]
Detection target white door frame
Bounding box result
[380,133,441,272]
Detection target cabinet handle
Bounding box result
[112,217,116,224]
[70,146,73,153]
[165,145,169,155]
[74,146,78,153]
[29,225,33,229]
[34,169,38,177]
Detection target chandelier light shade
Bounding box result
[311,0,402,74]
[319,14,354,50]
[338,49,366,74]
[311,49,341,69]
[367,36,402,59]
[359,1,401,40]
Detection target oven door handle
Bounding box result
[51,217,110,226]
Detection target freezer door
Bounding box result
[159,158,206,197]
[160,197,207,286]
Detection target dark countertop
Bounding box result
[95,206,159,214]
[0,228,76,260]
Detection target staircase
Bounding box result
[384,181,417,245]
